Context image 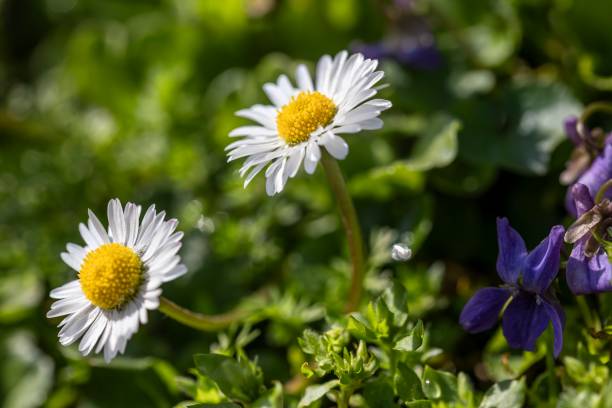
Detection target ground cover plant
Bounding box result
[2,0,612,407]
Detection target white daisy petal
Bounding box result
[304,142,321,174]
[124,202,141,248]
[321,132,349,160]
[243,162,267,187]
[87,210,110,245]
[48,199,188,363]
[277,74,296,99]
[47,296,89,318]
[296,64,314,91]
[61,251,82,271]
[229,126,277,138]
[287,147,305,178]
[79,312,107,355]
[161,264,187,282]
[107,198,126,244]
[79,223,100,250]
[316,54,333,95]
[332,123,363,134]
[327,50,348,97]
[263,83,290,108]
[236,105,277,129]
[357,118,384,130]
[50,280,81,299]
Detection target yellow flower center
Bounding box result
[276,91,336,145]
[79,243,143,310]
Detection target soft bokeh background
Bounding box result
[1,0,611,406]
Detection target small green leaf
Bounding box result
[297,380,339,408]
[404,401,432,408]
[563,357,587,383]
[404,115,461,171]
[381,283,410,327]
[363,377,396,408]
[347,313,377,342]
[479,379,526,408]
[253,382,283,408]
[394,363,425,402]
[394,321,425,352]
[193,354,262,403]
[422,366,459,402]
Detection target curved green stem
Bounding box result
[158,297,247,331]
[575,296,593,328]
[580,102,612,126]
[320,151,365,312]
[595,179,612,203]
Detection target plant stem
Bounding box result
[580,102,612,126]
[545,327,557,405]
[158,297,247,331]
[320,151,365,313]
[575,296,593,328]
[595,179,612,203]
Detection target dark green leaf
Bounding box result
[404,115,461,171]
[297,380,339,408]
[394,363,425,402]
[394,321,424,352]
[479,379,526,408]
[193,354,262,403]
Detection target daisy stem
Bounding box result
[320,151,365,313]
[158,297,245,331]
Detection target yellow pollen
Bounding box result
[276,91,337,145]
[79,243,143,310]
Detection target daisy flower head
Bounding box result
[226,50,392,195]
[47,198,187,362]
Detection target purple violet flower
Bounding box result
[459,218,565,357]
[566,183,612,294]
[563,116,612,216]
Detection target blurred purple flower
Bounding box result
[564,116,582,146]
[566,144,612,216]
[352,1,442,70]
[460,218,565,357]
[566,183,612,294]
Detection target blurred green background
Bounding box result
[1,0,611,406]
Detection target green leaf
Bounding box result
[297,380,339,408]
[404,401,432,408]
[253,382,283,408]
[479,379,526,408]
[394,321,425,352]
[421,366,459,402]
[363,377,396,408]
[431,0,520,67]
[2,331,54,408]
[563,357,587,383]
[193,354,262,403]
[381,283,410,327]
[347,313,377,342]
[394,363,425,402]
[404,114,461,171]
[0,271,43,323]
[350,163,425,200]
[459,80,581,175]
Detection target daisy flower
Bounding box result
[47,198,187,362]
[226,50,391,195]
